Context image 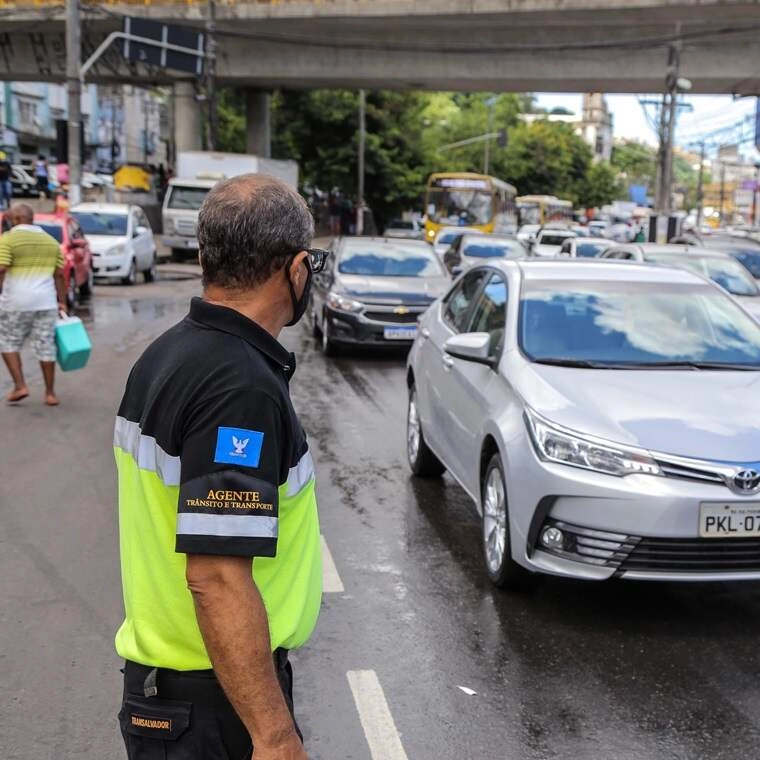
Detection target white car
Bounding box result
[532,228,577,257]
[71,203,158,285]
[407,259,760,587]
[383,218,423,240]
[516,224,541,245]
[432,226,480,257]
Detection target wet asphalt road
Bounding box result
[3,273,760,760]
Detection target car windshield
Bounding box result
[519,279,760,367]
[38,223,63,243]
[389,220,414,230]
[339,242,444,277]
[463,238,527,258]
[540,233,573,247]
[166,186,210,210]
[647,254,760,296]
[577,242,608,258]
[730,249,760,278]
[437,231,461,246]
[428,180,493,226]
[71,212,128,236]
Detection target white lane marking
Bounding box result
[321,535,345,593]
[347,670,409,760]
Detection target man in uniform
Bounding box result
[114,174,325,759]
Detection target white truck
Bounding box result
[162,151,299,259]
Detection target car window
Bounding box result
[338,241,444,277]
[463,239,527,259]
[466,273,508,356]
[437,231,460,246]
[443,269,490,332]
[731,250,760,278]
[38,223,63,243]
[72,212,128,236]
[577,242,608,258]
[648,254,760,297]
[604,250,632,260]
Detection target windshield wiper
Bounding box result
[532,358,607,368]
[532,359,760,370]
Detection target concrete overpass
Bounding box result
[2,0,759,152]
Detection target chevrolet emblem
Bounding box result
[393,306,410,315]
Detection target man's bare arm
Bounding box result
[186,554,306,759]
[54,267,67,311]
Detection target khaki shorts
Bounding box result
[0,309,58,361]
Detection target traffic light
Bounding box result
[496,129,508,148]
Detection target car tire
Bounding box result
[407,385,445,478]
[122,259,137,286]
[66,273,78,310]
[321,312,338,356]
[143,255,157,283]
[79,267,94,299]
[481,453,536,590]
[312,303,322,339]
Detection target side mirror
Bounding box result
[450,265,463,277]
[444,332,495,367]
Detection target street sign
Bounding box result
[123,17,205,76]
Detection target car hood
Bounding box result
[86,234,128,253]
[336,273,449,304]
[511,357,760,461]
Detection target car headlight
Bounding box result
[327,292,364,313]
[426,229,436,239]
[524,407,661,477]
[106,244,126,257]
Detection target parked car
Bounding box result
[383,219,423,240]
[36,213,94,309]
[671,234,760,279]
[311,237,450,354]
[71,202,157,285]
[407,259,760,587]
[588,220,610,237]
[442,233,528,274]
[599,243,760,319]
[431,226,480,257]
[558,236,611,258]
[11,165,35,197]
[532,227,577,257]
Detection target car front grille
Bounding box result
[536,519,760,575]
[364,310,422,324]
[654,455,727,487]
[618,537,760,573]
[175,219,197,236]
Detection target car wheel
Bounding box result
[143,255,157,283]
[66,273,78,310]
[122,259,137,286]
[170,248,185,263]
[407,385,445,478]
[312,303,322,338]
[321,312,338,356]
[481,454,536,590]
[79,266,94,299]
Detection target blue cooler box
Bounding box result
[55,315,92,371]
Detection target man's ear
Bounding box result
[288,250,308,282]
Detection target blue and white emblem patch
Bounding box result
[214,427,264,467]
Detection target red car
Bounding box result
[34,212,95,309]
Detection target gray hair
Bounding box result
[197,173,314,289]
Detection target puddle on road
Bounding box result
[72,297,185,329]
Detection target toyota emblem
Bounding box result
[733,469,760,493]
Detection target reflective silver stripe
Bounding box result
[114,416,181,487]
[176,513,278,538]
[286,450,315,497]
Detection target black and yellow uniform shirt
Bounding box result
[114,298,322,671]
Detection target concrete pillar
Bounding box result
[174,81,202,154]
[246,90,271,158]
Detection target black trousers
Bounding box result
[119,650,299,760]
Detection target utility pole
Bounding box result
[65,0,82,206]
[696,141,705,228]
[205,0,217,151]
[143,90,149,164]
[655,44,681,214]
[483,95,497,175]
[719,164,726,222]
[357,89,366,236]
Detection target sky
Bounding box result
[534,93,758,159]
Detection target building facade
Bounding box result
[0,82,167,170]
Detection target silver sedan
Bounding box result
[406,259,760,588]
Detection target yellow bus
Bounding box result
[424,172,518,242]
[517,195,574,226]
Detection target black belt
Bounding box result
[124,649,290,706]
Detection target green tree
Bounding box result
[611,140,657,190]
[578,161,623,208]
